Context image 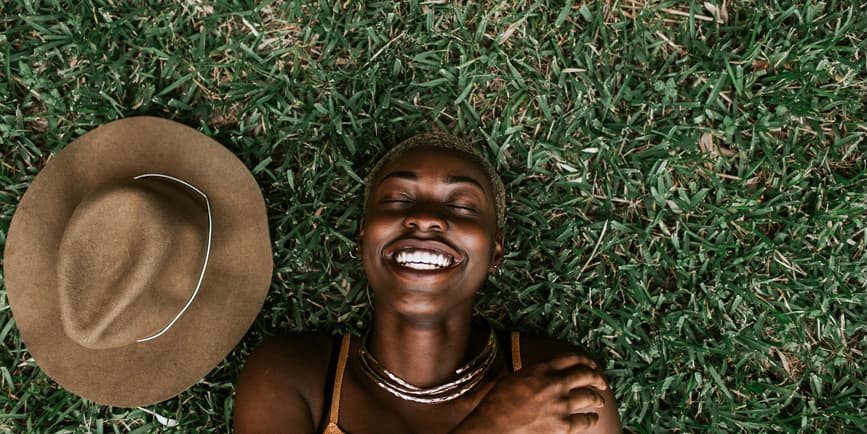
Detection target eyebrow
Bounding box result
[380,171,417,182]
[444,175,485,191]
[380,171,486,191]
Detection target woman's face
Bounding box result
[360,147,503,318]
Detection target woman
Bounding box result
[234,134,621,433]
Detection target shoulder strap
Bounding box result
[326,333,352,426]
[510,331,522,372]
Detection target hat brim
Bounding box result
[4,117,272,407]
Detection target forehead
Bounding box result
[372,147,495,195]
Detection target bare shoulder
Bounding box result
[517,334,598,366]
[233,333,336,434]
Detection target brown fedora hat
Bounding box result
[3,116,272,407]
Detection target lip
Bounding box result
[383,237,465,273]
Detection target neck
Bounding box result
[367,304,487,387]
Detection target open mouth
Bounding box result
[393,248,457,271]
[384,237,464,273]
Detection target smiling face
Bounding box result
[360,146,504,319]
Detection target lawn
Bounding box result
[1,0,866,432]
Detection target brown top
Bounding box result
[322,332,523,434]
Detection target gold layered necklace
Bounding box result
[359,328,498,404]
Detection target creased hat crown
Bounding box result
[57,178,208,350]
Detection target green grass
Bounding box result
[1,0,866,432]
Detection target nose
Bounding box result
[403,205,447,232]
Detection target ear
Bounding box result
[358,218,365,242]
[490,231,504,270]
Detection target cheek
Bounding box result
[360,216,396,257]
[460,225,497,259]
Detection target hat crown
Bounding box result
[56,178,209,350]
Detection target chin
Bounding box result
[375,290,474,321]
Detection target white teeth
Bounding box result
[395,249,454,269]
[404,262,437,270]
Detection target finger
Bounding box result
[567,387,605,411]
[564,365,608,391]
[546,353,598,371]
[568,412,600,433]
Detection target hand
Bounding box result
[453,354,609,433]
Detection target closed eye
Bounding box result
[381,197,414,207]
[448,203,478,213]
